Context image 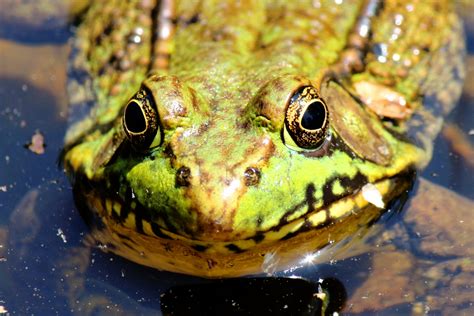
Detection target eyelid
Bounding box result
[247,76,313,131]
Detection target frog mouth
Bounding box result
[72,174,413,277]
[76,173,413,255]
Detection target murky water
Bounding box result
[0,4,473,315]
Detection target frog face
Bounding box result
[109,70,421,243]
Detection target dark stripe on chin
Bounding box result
[135,213,144,234]
[321,172,368,209]
[151,222,172,240]
[250,233,265,244]
[191,244,209,252]
[225,243,245,254]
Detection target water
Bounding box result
[0,4,473,315]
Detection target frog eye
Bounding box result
[123,89,162,151]
[283,86,330,151]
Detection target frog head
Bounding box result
[104,69,423,244]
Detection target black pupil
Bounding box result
[125,101,147,133]
[301,100,326,130]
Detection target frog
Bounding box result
[61,0,466,279]
[0,0,473,314]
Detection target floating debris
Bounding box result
[56,228,67,243]
[362,183,385,209]
[26,130,46,155]
[354,81,412,119]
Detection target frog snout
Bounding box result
[172,164,264,241]
[175,166,262,188]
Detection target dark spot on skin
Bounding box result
[135,217,144,234]
[103,23,113,37]
[180,14,200,25]
[192,244,209,252]
[244,167,261,186]
[176,166,191,187]
[250,233,265,244]
[225,244,245,253]
[164,144,176,159]
[305,183,317,213]
[121,186,134,214]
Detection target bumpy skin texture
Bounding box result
[63,0,464,276]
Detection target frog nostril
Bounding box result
[176,166,191,187]
[244,167,261,186]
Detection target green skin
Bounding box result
[64,1,464,249]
